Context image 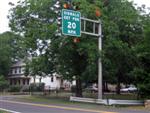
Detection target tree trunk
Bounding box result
[103,81,109,92]
[39,77,42,83]
[116,80,121,94]
[34,76,36,83]
[75,78,83,97]
[116,73,121,94]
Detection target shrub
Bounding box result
[71,85,76,93]
[0,75,9,91]
[8,85,21,92]
[29,83,45,92]
[22,85,30,92]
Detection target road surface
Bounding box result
[0,96,149,113]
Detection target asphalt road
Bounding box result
[0,96,149,113]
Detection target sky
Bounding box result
[0,0,150,33]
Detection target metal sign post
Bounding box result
[98,20,102,99]
[61,11,102,99]
[81,17,102,99]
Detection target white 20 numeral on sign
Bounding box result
[67,22,77,29]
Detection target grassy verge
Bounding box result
[103,93,139,100]
[0,91,141,100]
[0,110,9,113]
[13,93,148,112]
[29,92,140,99]
[0,91,140,100]
[15,95,112,111]
[83,92,139,100]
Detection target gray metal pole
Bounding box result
[98,20,102,99]
[80,17,102,99]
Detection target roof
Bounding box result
[8,74,30,79]
[11,60,26,67]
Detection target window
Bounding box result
[15,68,17,74]
[27,79,29,85]
[22,67,25,73]
[14,79,17,85]
[51,77,54,82]
[10,80,12,85]
[23,79,26,85]
[19,67,21,73]
[10,69,13,74]
[18,80,20,85]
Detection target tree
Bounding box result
[0,31,21,76]
[103,38,136,94]
[25,54,55,80]
[102,0,144,94]
[9,0,146,97]
[9,0,101,97]
[131,10,150,98]
[0,75,9,91]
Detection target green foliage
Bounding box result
[0,32,13,75]
[101,0,147,94]
[29,83,45,92]
[21,85,30,92]
[8,85,22,92]
[9,0,100,82]
[25,54,55,77]
[8,0,150,97]
[0,75,9,91]
[71,85,76,93]
[8,0,102,97]
[131,17,150,98]
[0,32,22,76]
[103,38,134,83]
[9,0,57,52]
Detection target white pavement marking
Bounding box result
[0,108,21,113]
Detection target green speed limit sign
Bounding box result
[62,9,81,37]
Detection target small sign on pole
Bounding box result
[62,9,81,37]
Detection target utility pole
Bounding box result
[98,20,102,99]
[81,17,103,99]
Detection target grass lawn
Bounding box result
[84,92,139,100]
[103,93,139,100]
[0,110,9,113]
[0,91,140,100]
[13,92,147,112]
[15,95,109,111]
[29,91,140,99]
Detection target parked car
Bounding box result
[120,85,137,93]
[84,86,98,92]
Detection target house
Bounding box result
[8,60,72,90]
[8,60,30,86]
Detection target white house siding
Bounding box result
[42,76,61,89]
[8,60,73,90]
[30,75,62,90]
